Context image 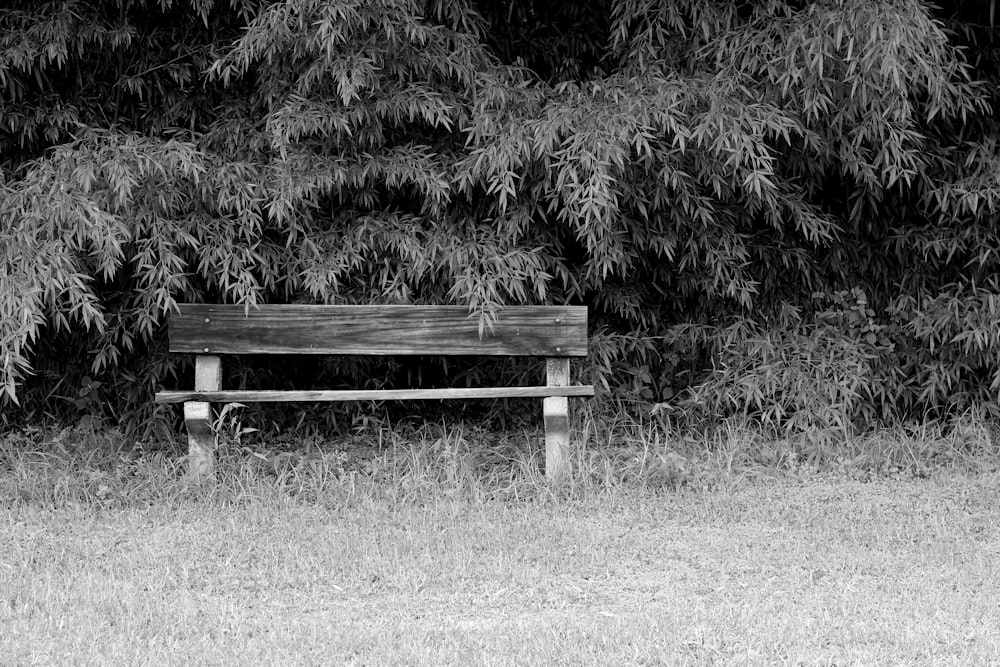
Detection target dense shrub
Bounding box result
[2,0,1000,436]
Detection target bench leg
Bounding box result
[184,402,216,483]
[184,355,221,483]
[544,358,570,481]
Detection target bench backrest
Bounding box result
[168,304,588,356]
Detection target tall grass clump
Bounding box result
[2,401,997,515]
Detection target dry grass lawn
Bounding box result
[3,468,999,665]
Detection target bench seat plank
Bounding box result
[170,304,587,356]
[155,385,595,404]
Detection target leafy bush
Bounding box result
[3,0,1000,435]
[666,312,880,437]
[885,284,1000,420]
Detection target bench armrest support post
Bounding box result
[544,358,571,481]
[186,355,221,483]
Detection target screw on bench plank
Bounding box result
[204,318,211,323]
[555,346,562,352]
[554,318,561,323]
[203,348,210,352]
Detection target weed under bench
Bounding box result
[154,304,594,481]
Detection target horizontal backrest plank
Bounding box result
[168,304,588,356]
[154,386,595,404]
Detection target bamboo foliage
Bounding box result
[2,0,999,427]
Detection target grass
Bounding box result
[1,414,999,665]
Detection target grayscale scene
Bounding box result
[2,0,999,663]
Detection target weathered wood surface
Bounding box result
[168,304,588,356]
[544,358,571,481]
[184,355,221,483]
[156,385,595,404]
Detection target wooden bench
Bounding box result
[154,304,593,481]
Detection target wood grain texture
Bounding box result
[544,358,571,480]
[156,385,595,404]
[184,356,221,483]
[168,304,588,356]
[194,355,221,392]
[184,401,214,477]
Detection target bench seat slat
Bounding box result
[169,304,588,356]
[155,386,595,404]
